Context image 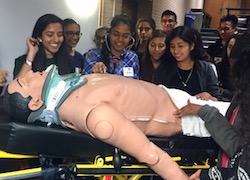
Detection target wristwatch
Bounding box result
[26,59,32,66]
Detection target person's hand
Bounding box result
[92,62,107,73]
[189,169,201,180]
[26,37,40,61]
[195,92,218,101]
[174,99,202,118]
[0,68,10,86]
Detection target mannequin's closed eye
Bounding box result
[17,78,23,87]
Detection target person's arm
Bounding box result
[165,87,229,137]
[16,37,39,78]
[198,105,242,158]
[83,49,100,74]
[195,61,221,100]
[176,101,242,158]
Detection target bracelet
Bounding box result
[26,59,32,66]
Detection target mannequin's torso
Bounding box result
[58,73,182,136]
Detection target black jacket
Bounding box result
[158,60,221,99]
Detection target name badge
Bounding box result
[123,67,134,77]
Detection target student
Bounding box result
[165,26,221,100]
[221,34,250,101]
[134,17,156,60]
[13,14,75,78]
[207,14,238,85]
[177,45,250,180]
[140,29,169,84]
[93,26,109,49]
[4,65,231,180]
[83,14,139,79]
[160,10,177,35]
[63,18,84,74]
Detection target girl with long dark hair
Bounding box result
[14,14,75,78]
[177,45,250,180]
[84,14,139,79]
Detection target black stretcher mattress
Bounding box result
[0,114,219,161]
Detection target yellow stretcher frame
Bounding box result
[0,150,212,180]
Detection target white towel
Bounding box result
[159,85,230,137]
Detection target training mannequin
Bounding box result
[4,66,230,179]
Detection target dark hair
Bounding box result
[231,45,250,173]
[62,18,80,28]
[140,29,168,82]
[109,14,135,36]
[161,10,177,21]
[192,28,212,62]
[94,26,109,39]
[3,86,32,123]
[230,34,250,61]
[221,34,236,62]
[101,14,135,71]
[136,17,156,34]
[167,26,203,61]
[220,14,238,28]
[31,14,75,75]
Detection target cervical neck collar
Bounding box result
[27,65,87,126]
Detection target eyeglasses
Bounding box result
[95,36,105,41]
[138,27,152,32]
[64,31,83,37]
[217,27,232,32]
[161,19,175,23]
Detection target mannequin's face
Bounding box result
[8,71,47,98]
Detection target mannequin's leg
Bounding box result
[85,104,188,180]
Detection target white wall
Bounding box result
[0,0,100,81]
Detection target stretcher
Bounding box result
[0,115,219,180]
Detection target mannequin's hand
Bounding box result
[174,99,202,118]
[92,62,107,73]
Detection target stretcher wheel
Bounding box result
[113,148,122,172]
[57,166,76,180]
[94,155,105,166]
